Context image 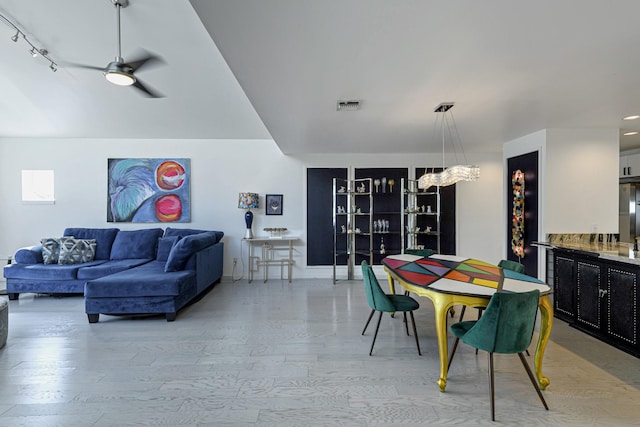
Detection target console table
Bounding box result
[243,237,299,283]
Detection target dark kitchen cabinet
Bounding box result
[576,260,602,330]
[553,253,577,322]
[551,249,639,357]
[605,265,639,349]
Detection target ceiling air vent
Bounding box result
[337,100,361,111]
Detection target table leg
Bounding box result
[417,288,488,393]
[263,243,269,283]
[248,241,253,283]
[288,241,293,283]
[386,273,397,295]
[429,292,453,392]
[534,295,553,390]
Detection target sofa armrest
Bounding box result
[14,245,44,264]
[194,241,224,294]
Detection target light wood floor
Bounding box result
[0,277,639,426]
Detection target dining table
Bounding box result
[382,253,553,393]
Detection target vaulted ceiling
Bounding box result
[2,0,640,154]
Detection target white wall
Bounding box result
[504,128,619,234]
[503,128,619,278]
[545,129,619,233]
[0,138,504,278]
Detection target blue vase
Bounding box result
[245,210,254,229]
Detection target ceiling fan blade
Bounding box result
[132,78,164,98]
[126,51,164,73]
[63,61,106,72]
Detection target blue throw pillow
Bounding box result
[58,237,97,265]
[164,231,218,272]
[63,228,120,260]
[41,237,65,264]
[14,246,44,264]
[110,228,164,260]
[156,236,179,262]
[164,227,224,243]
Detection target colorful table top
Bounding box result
[382,254,551,297]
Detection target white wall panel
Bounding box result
[0,138,503,278]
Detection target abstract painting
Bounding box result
[107,158,191,223]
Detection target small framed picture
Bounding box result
[266,194,283,215]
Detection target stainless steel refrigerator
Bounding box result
[619,183,640,243]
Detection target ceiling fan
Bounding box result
[69,0,165,98]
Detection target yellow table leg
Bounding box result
[429,291,453,392]
[424,291,488,392]
[535,295,553,390]
[386,273,396,295]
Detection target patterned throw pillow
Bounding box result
[41,237,68,264]
[58,237,97,265]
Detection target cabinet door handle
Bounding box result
[598,289,608,298]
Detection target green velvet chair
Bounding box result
[404,248,434,257]
[361,261,421,356]
[498,259,525,274]
[448,290,548,421]
[459,259,530,355]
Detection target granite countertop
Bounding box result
[535,239,640,265]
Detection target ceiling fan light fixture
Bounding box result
[104,62,136,86]
[105,71,135,86]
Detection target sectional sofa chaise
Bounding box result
[3,227,224,323]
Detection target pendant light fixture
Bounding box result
[418,102,480,189]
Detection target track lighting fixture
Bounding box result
[1,12,58,72]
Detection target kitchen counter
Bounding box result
[535,236,640,266]
[542,233,640,358]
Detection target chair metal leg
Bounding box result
[518,352,549,410]
[403,312,409,335]
[475,308,483,355]
[409,311,421,356]
[448,337,460,369]
[362,309,375,335]
[488,352,495,422]
[369,311,383,356]
[458,305,467,321]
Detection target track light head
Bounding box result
[11,32,19,42]
[30,47,37,57]
[50,63,57,72]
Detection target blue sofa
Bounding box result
[3,227,224,323]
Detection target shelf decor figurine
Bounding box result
[238,192,259,239]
